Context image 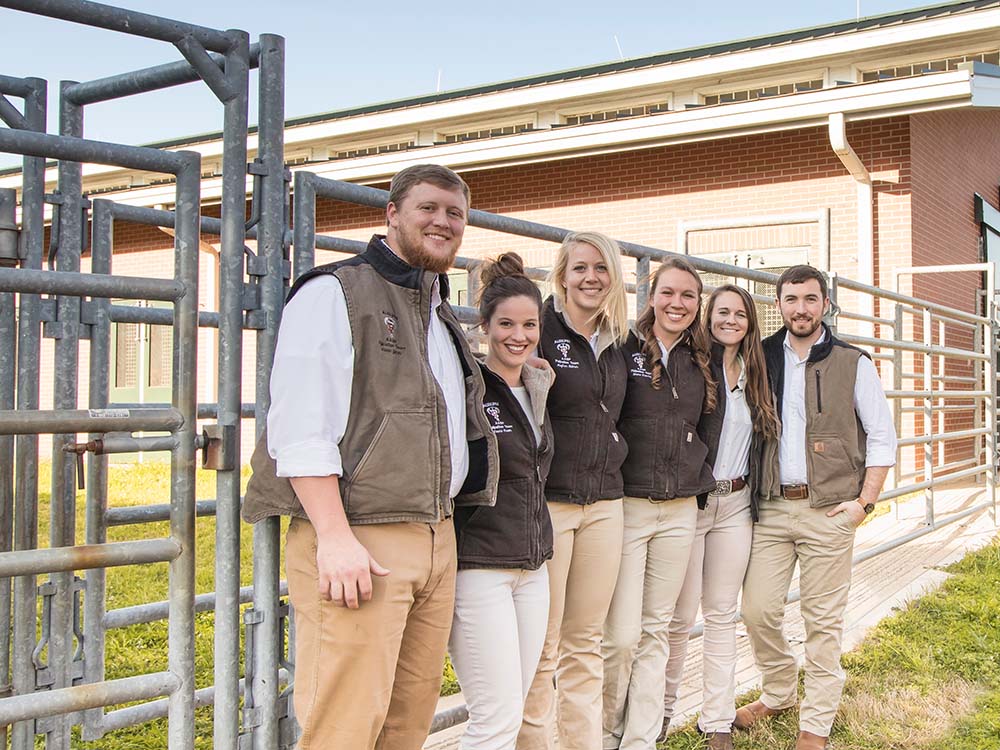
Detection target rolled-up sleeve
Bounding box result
[854,355,897,467]
[267,275,354,477]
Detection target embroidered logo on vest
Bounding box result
[379,310,406,355]
[630,352,652,379]
[553,338,580,370]
[484,402,513,434]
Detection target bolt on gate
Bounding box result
[0,2,998,749]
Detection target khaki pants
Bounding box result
[741,497,857,737]
[286,516,457,750]
[518,499,624,750]
[664,485,753,733]
[602,496,698,750]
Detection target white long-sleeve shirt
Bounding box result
[778,330,897,486]
[267,266,469,499]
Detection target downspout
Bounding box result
[828,112,874,339]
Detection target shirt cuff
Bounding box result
[273,441,343,478]
[864,450,897,468]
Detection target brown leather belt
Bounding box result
[710,477,748,496]
[780,484,810,500]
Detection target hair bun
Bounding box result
[480,252,527,287]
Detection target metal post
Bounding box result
[44,81,86,750]
[11,76,46,750]
[923,309,934,526]
[984,265,997,524]
[0,186,16,749]
[81,201,113,740]
[167,155,201,750]
[636,256,650,314]
[248,33,287,750]
[892,303,903,520]
[211,29,250,750]
[291,172,316,280]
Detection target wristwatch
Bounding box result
[856,498,876,515]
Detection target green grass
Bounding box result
[29,462,463,747]
[660,535,1000,749]
[31,461,257,748]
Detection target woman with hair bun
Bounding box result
[602,256,717,750]
[449,252,555,750]
[520,231,630,750]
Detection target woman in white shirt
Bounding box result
[660,284,780,750]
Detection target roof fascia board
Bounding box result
[6,7,997,189]
[2,67,990,200]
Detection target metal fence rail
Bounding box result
[0,1,997,748]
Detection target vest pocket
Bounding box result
[457,478,530,561]
[808,433,862,501]
[619,416,656,489]
[550,416,585,490]
[346,409,438,519]
[679,420,710,488]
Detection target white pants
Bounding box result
[449,566,551,750]
[602,496,698,750]
[663,485,753,733]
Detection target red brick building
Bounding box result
[4,0,999,469]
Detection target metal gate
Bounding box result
[0,2,997,749]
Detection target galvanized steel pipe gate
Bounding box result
[0,2,997,748]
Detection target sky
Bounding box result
[0,0,940,168]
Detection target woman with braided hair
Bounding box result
[602,256,717,750]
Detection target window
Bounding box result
[334,140,415,160]
[110,301,173,405]
[861,50,1000,82]
[441,122,533,144]
[703,79,823,106]
[691,249,810,335]
[563,102,669,126]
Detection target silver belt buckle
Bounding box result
[710,479,732,496]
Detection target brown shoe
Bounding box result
[656,715,669,744]
[733,699,787,730]
[705,731,734,750]
[795,730,829,749]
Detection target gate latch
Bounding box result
[202,423,237,471]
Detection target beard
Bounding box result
[399,243,458,274]
[786,315,822,338]
[393,227,460,274]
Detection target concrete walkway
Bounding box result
[424,484,997,748]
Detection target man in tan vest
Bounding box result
[736,265,896,750]
[242,164,499,749]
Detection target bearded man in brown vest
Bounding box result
[735,265,896,750]
[243,164,499,749]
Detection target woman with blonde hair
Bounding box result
[660,283,780,750]
[602,256,717,750]
[518,231,630,750]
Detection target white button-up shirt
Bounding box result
[267,255,469,499]
[778,330,897,485]
[713,357,752,481]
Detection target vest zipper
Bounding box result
[815,369,823,413]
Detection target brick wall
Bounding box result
[40,113,997,473]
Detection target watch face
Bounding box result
[863,502,876,514]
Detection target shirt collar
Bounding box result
[783,328,827,361]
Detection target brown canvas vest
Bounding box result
[759,327,868,508]
[241,236,499,525]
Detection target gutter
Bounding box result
[829,112,875,337]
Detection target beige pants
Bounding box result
[286,516,457,750]
[663,485,753,733]
[518,499,624,750]
[741,496,857,737]
[602,496,698,750]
